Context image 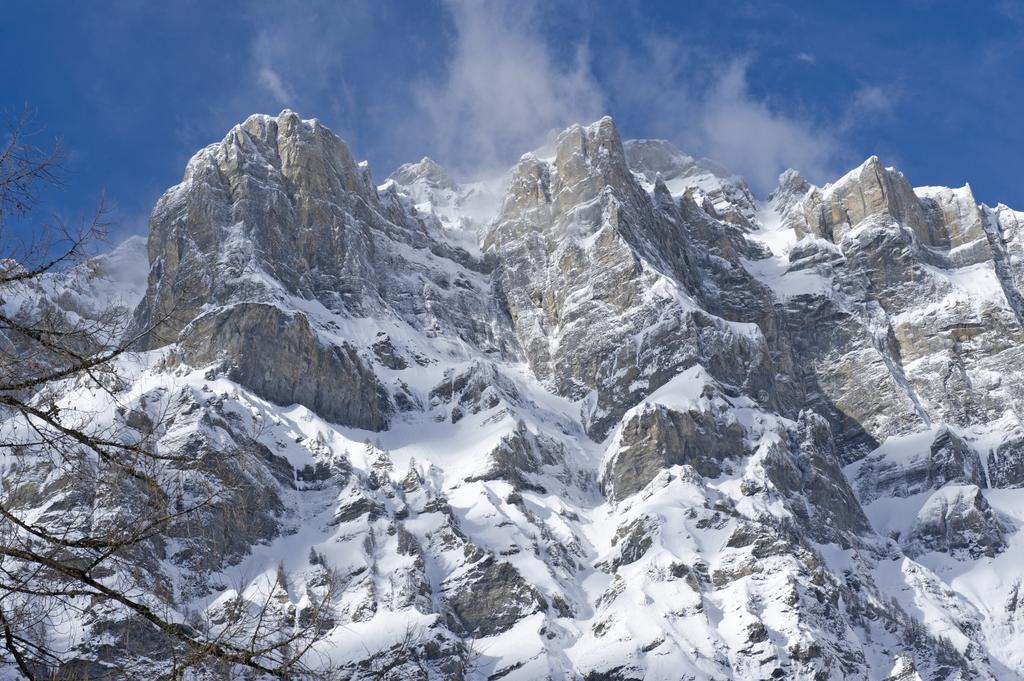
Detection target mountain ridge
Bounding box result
[5,108,1024,680]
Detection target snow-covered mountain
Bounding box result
[7,109,1024,679]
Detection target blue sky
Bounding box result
[3,0,1022,242]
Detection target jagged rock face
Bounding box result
[624,139,759,227]
[0,372,315,677]
[605,403,743,501]
[984,203,1024,325]
[767,153,1024,455]
[153,386,298,591]
[427,360,525,425]
[917,185,988,257]
[767,168,811,218]
[135,111,376,336]
[12,111,1024,680]
[602,375,748,502]
[764,411,872,546]
[179,303,390,430]
[794,156,940,247]
[133,110,510,352]
[485,119,779,439]
[603,382,870,545]
[445,556,545,636]
[130,111,519,429]
[778,294,923,457]
[465,420,560,493]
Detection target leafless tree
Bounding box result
[0,108,341,680]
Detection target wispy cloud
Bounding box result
[243,1,367,138]
[605,42,842,193]
[230,2,885,194]
[257,66,293,106]
[409,0,605,175]
[694,61,840,193]
[847,84,897,120]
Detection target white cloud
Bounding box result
[243,1,366,137]
[693,61,840,193]
[847,85,896,120]
[231,3,880,195]
[257,66,293,106]
[796,52,817,64]
[606,44,841,194]
[410,0,605,175]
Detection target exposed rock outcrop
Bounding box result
[444,556,544,636]
[179,303,390,429]
[906,485,1008,558]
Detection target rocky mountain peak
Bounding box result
[915,183,986,251]
[133,109,385,347]
[793,154,944,246]
[389,156,456,190]
[623,138,759,227]
[623,138,696,180]
[485,117,783,440]
[239,109,372,199]
[767,167,811,215]
[551,115,632,195]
